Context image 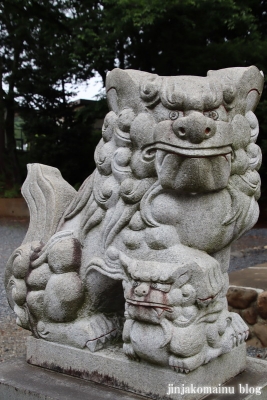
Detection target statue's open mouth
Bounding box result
[142,142,232,160]
[142,142,232,193]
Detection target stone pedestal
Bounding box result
[0,358,142,400]
[26,336,247,400]
[1,351,267,400]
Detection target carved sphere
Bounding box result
[47,238,81,274]
[117,108,136,132]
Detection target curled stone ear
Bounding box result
[106,87,119,114]
[106,68,140,114]
[207,66,264,114]
[241,66,264,112]
[119,252,137,276]
[245,89,262,113]
[171,265,191,287]
[106,68,159,114]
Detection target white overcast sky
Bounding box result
[71,72,105,101]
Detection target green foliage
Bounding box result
[64,0,267,198]
[67,0,263,76]
[0,175,5,195]
[3,185,21,198]
[2,0,267,196]
[0,171,21,197]
[22,100,107,186]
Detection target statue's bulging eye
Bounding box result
[169,111,179,120]
[204,110,219,120]
[132,281,140,288]
[151,283,158,289]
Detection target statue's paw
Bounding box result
[169,352,205,374]
[5,242,40,311]
[85,314,120,352]
[37,314,120,350]
[230,312,249,347]
[14,304,30,330]
[123,343,140,361]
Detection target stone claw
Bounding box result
[168,355,199,374]
[229,312,249,347]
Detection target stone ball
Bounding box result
[47,238,81,274]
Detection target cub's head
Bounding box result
[91,244,225,324]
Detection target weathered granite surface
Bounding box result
[2,355,267,400]
[4,66,264,387]
[26,337,247,400]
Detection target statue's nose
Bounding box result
[134,282,150,297]
[172,112,216,144]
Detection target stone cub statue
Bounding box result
[87,243,248,372]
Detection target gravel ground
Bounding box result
[0,218,31,362]
[0,218,267,363]
[230,229,267,272]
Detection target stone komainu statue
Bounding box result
[5,66,264,373]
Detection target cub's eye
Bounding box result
[151,283,171,292]
[169,111,179,120]
[204,110,219,120]
[132,281,140,288]
[182,292,190,298]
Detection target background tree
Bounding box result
[0,0,96,188]
[22,99,107,186]
[1,0,267,201]
[70,0,267,201]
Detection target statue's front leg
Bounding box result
[36,237,123,350]
[122,317,140,361]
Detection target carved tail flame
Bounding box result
[21,163,76,245]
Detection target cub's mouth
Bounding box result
[126,298,173,316]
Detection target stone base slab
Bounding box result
[0,358,143,400]
[26,336,248,400]
[1,353,267,400]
